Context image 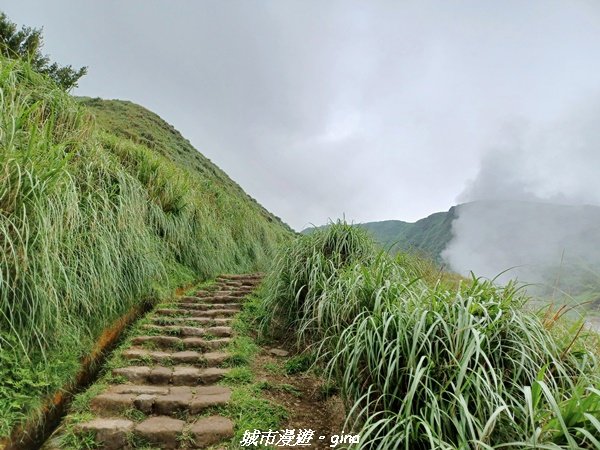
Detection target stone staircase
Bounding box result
[74,274,263,449]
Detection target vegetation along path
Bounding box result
[48,274,263,449]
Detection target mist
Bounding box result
[4,1,600,230]
[442,99,600,308]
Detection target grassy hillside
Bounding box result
[0,56,291,437]
[78,97,290,230]
[360,208,456,261]
[307,202,600,271]
[303,208,456,262]
[262,223,600,448]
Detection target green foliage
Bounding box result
[59,429,100,449]
[0,55,290,437]
[284,354,314,375]
[123,407,147,422]
[261,220,375,343]
[304,208,456,263]
[222,387,288,445]
[263,222,600,449]
[0,11,87,90]
[223,367,254,385]
[225,335,260,367]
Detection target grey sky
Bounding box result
[3,0,600,230]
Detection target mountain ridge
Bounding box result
[303,200,600,266]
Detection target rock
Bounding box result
[172,366,201,385]
[135,416,185,449]
[179,326,206,336]
[78,418,133,450]
[203,351,229,365]
[131,335,181,347]
[122,348,148,360]
[206,326,233,337]
[190,386,231,413]
[171,350,202,363]
[111,385,169,395]
[133,394,156,414]
[202,308,239,317]
[183,337,231,350]
[90,393,134,414]
[154,387,193,415]
[148,366,172,384]
[189,416,234,447]
[269,348,289,357]
[199,367,229,384]
[113,366,152,383]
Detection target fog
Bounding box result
[4,1,600,302]
[4,1,600,230]
[442,100,600,302]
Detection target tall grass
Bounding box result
[262,222,600,449]
[0,56,290,436]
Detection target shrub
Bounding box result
[262,222,600,449]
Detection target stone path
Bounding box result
[74,274,263,449]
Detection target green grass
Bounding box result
[56,276,288,449]
[283,353,314,375]
[0,55,291,438]
[304,208,456,262]
[211,283,289,449]
[223,367,254,385]
[262,222,600,449]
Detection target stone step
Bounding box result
[91,384,231,416]
[186,416,235,448]
[151,316,232,326]
[184,290,244,296]
[142,324,233,338]
[122,348,229,366]
[218,284,256,289]
[216,273,263,280]
[76,415,233,450]
[131,335,231,350]
[202,294,248,303]
[219,283,257,289]
[138,415,234,449]
[175,301,242,311]
[155,308,239,318]
[193,291,249,300]
[200,288,254,298]
[194,290,212,298]
[111,365,229,385]
[193,287,252,297]
[196,287,251,294]
[76,418,133,450]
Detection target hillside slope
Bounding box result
[0,56,291,438]
[307,201,600,266]
[305,202,600,313]
[78,97,291,231]
[303,207,456,262]
[263,223,600,449]
[359,208,456,261]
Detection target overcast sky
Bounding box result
[3,1,600,230]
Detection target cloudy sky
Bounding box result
[3,1,600,230]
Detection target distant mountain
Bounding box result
[303,207,457,262]
[303,201,600,268]
[359,208,457,261]
[305,201,600,318]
